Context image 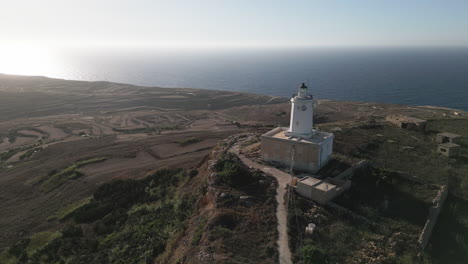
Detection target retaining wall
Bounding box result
[418,185,448,250]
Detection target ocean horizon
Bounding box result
[2,46,468,110]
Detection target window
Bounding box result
[440,148,447,152]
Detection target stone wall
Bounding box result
[418,185,448,250]
[335,160,370,180]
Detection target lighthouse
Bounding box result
[260,82,334,173]
[286,83,314,138]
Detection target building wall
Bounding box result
[401,122,426,131]
[437,145,460,157]
[289,99,314,136]
[261,136,321,173]
[296,181,333,204]
[320,137,334,168]
[385,115,427,131]
[436,135,462,144]
[295,178,351,204]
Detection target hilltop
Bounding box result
[0,74,467,263]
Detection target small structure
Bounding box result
[295,176,350,204]
[437,143,460,157]
[436,132,462,144]
[385,115,427,131]
[305,223,316,236]
[261,83,334,173]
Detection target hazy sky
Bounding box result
[1,0,468,48]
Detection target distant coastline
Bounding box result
[0,73,467,113]
[1,47,468,111]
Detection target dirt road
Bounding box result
[230,146,293,264]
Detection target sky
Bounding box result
[1,0,468,48]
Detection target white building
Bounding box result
[286,83,315,138]
[261,83,334,173]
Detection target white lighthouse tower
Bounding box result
[286,83,314,138]
[260,82,334,173]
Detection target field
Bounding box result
[0,74,290,251]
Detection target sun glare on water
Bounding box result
[0,46,61,77]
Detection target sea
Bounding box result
[6,46,468,110]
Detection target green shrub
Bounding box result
[192,218,207,246]
[41,157,107,192]
[189,169,199,177]
[19,147,42,160]
[302,245,328,264]
[209,226,233,241]
[73,202,113,223]
[0,249,19,264]
[0,145,36,161]
[216,159,253,187]
[26,231,61,257]
[62,225,83,238]
[8,239,30,258]
[47,196,92,222]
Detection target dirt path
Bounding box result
[230,146,293,264]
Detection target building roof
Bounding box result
[262,127,333,145]
[437,132,462,138]
[299,176,336,191]
[439,143,461,148]
[386,115,426,124]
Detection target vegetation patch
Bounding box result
[5,168,196,264]
[197,152,278,264]
[430,194,468,263]
[289,190,425,263]
[112,127,156,134]
[41,157,108,192]
[2,231,62,263]
[214,153,261,188]
[0,148,22,162]
[55,123,92,134]
[6,128,49,143]
[192,218,208,246]
[177,137,201,147]
[209,225,233,241]
[240,137,260,148]
[295,117,468,263]
[288,166,439,263]
[47,196,92,222]
[0,144,40,162]
[25,231,61,257]
[426,118,468,141]
[0,249,17,264]
[19,147,42,160]
[336,122,468,197]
